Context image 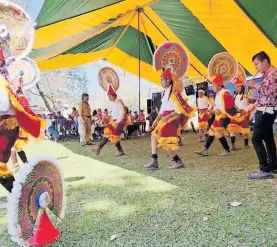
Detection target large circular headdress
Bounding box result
[153,42,189,79]
[6,56,40,89]
[208,52,238,84]
[234,64,246,85]
[0,1,35,59]
[7,156,66,247]
[98,67,119,92]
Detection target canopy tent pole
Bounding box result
[137,7,143,115]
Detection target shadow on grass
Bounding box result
[54,176,277,247]
[65,176,85,183]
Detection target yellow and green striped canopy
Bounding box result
[31,0,277,85]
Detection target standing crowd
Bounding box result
[45,94,156,145]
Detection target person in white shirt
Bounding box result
[197,89,212,142]
[94,84,126,156]
[145,68,196,170]
[227,78,254,150]
[196,74,237,156]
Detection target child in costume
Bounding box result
[195,74,237,156]
[227,78,254,150]
[197,89,212,142]
[145,68,196,169]
[94,84,126,156]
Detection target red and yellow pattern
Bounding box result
[0,77,45,178]
[228,111,254,135]
[198,109,209,129]
[0,121,19,177]
[104,121,125,144]
[14,128,29,151]
[152,112,184,151]
[103,99,126,143]
[171,84,197,118]
[0,77,46,139]
[210,89,236,136]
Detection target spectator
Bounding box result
[126,108,134,125]
[46,114,59,141]
[71,107,79,130]
[133,111,141,134]
[139,110,146,133]
[78,93,93,146]
[208,92,215,104]
[55,111,65,133]
[97,108,102,118]
[92,109,105,141]
[124,107,139,139]
[133,111,139,122]
[63,104,71,119]
[147,107,158,129]
[102,109,109,124]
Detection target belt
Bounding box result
[256,106,276,114]
[83,116,91,118]
[0,115,14,121]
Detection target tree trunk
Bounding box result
[36,84,54,113]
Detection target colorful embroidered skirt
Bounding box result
[0,117,19,177]
[227,112,251,135]
[104,120,125,144]
[152,111,185,151]
[210,114,229,136]
[198,109,209,129]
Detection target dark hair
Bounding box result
[82,93,89,100]
[92,110,97,116]
[234,85,245,101]
[140,110,143,113]
[72,107,76,111]
[252,51,271,64]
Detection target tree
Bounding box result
[27,67,89,112]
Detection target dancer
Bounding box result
[195,74,237,156]
[227,78,254,150]
[94,84,126,156]
[197,89,212,142]
[0,76,45,192]
[145,68,195,169]
[10,88,30,172]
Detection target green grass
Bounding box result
[1,134,277,247]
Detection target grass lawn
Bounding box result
[1,134,277,247]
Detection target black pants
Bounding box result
[207,114,215,129]
[126,125,139,138]
[252,111,277,172]
[140,123,146,133]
